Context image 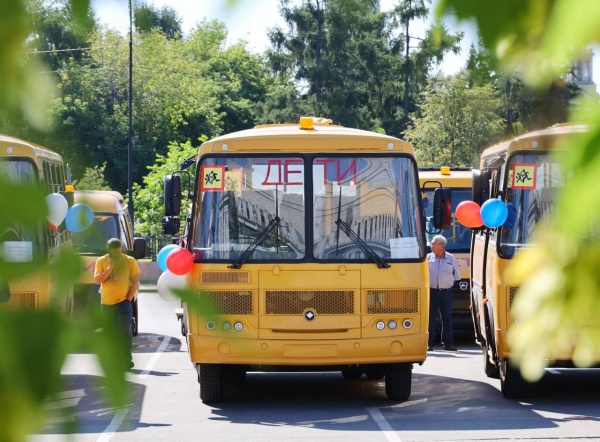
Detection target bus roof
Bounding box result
[418,167,472,188]
[197,118,415,156]
[481,123,590,162]
[0,133,63,162]
[74,190,127,213]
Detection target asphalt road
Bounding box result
[29,288,600,442]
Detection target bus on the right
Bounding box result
[466,123,598,398]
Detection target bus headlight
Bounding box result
[402,319,413,329]
[222,321,231,330]
[388,320,397,330]
[376,321,385,330]
[234,321,243,331]
[206,321,216,330]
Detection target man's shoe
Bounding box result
[443,345,458,351]
[427,346,434,351]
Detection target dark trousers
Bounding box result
[428,287,453,347]
[101,300,133,364]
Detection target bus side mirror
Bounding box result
[164,174,181,217]
[433,188,452,230]
[162,216,180,236]
[133,237,147,260]
[472,169,491,206]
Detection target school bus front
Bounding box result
[164,118,429,403]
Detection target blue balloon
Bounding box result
[65,203,94,232]
[157,244,180,272]
[480,199,509,228]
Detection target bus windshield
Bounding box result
[498,153,563,257]
[72,214,119,255]
[192,155,424,262]
[423,188,472,252]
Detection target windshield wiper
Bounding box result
[229,187,281,269]
[334,188,390,269]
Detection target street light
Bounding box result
[127,0,134,223]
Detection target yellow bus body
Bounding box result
[470,123,597,397]
[172,118,428,402]
[0,134,71,314]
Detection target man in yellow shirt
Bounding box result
[94,238,140,369]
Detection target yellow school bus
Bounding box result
[469,123,594,398]
[72,190,146,335]
[419,167,472,329]
[0,133,72,314]
[163,117,430,403]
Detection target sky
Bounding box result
[92,0,599,92]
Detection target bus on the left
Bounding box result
[0,133,73,315]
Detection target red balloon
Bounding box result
[455,200,483,228]
[166,247,194,275]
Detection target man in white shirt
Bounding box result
[428,234,461,351]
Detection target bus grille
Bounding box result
[367,289,419,314]
[2,292,37,309]
[508,286,519,309]
[202,291,253,315]
[201,271,250,284]
[266,290,354,315]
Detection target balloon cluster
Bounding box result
[45,193,94,232]
[156,244,193,301]
[455,198,509,229]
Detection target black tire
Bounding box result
[365,368,385,380]
[499,359,528,399]
[385,363,412,401]
[483,341,500,379]
[199,364,224,403]
[341,369,362,380]
[225,365,247,384]
[131,298,139,337]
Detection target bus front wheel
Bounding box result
[499,359,528,399]
[198,364,224,403]
[385,363,412,401]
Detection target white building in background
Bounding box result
[566,48,597,95]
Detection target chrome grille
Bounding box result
[508,286,519,310]
[265,290,354,315]
[367,289,419,314]
[201,271,250,284]
[202,291,253,315]
[1,292,37,309]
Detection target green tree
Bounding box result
[405,72,505,166]
[133,139,201,235]
[134,2,182,39]
[465,37,583,135]
[72,162,111,190]
[266,0,461,136]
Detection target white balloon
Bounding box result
[45,193,69,226]
[156,270,186,302]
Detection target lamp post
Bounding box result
[127,0,134,223]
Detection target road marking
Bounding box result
[547,368,561,375]
[367,407,403,442]
[97,408,128,442]
[97,335,172,441]
[138,335,171,379]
